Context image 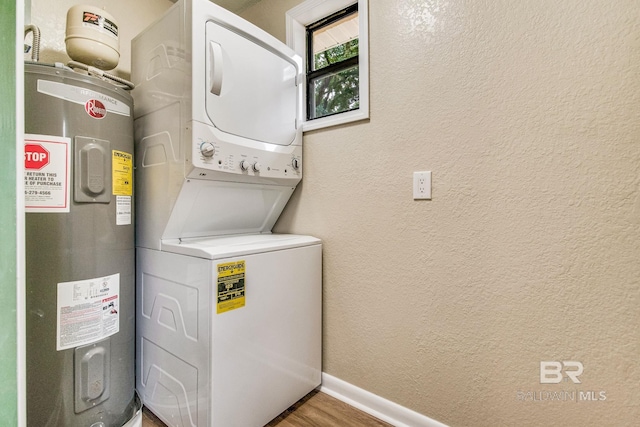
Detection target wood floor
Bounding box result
[142,390,392,427]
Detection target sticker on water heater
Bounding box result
[37,80,131,117]
[217,260,246,314]
[112,150,133,196]
[116,196,131,225]
[24,134,71,213]
[56,273,120,351]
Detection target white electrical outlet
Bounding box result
[413,171,432,200]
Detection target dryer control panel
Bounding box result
[188,120,301,186]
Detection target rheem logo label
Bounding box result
[85,99,107,119]
[540,361,583,384]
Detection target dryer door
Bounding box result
[205,20,299,146]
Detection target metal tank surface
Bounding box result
[24,62,138,426]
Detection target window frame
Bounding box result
[305,4,359,121]
[286,0,369,132]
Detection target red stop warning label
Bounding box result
[25,143,50,170]
[24,135,71,213]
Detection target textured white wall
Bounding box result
[243,1,640,426]
[28,0,174,77]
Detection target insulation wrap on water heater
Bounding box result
[24,63,138,426]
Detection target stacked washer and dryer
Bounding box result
[131,1,322,426]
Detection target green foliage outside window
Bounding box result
[311,39,360,119]
[314,38,359,70]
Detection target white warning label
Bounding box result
[56,273,120,351]
[116,196,132,225]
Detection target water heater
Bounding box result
[24,62,139,426]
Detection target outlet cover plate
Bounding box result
[413,171,432,200]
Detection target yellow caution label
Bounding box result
[112,150,133,196]
[217,260,245,314]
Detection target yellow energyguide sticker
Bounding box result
[112,150,133,196]
[217,260,246,314]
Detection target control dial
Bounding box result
[240,160,250,171]
[291,158,301,170]
[252,162,262,172]
[200,142,215,158]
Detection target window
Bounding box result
[306,5,359,120]
[286,0,369,131]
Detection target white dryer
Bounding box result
[131,1,320,426]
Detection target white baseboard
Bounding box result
[319,373,449,427]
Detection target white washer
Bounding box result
[137,234,321,427]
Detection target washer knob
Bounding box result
[252,162,262,172]
[200,142,215,157]
[240,160,250,171]
[292,158,301,170]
